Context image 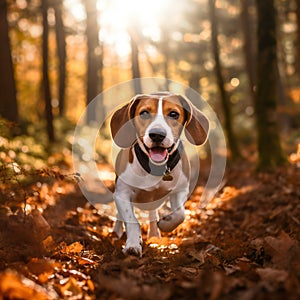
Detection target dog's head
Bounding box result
[110,92,209,164]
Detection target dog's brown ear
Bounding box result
[110,98,139,148]
[180,96,209,145]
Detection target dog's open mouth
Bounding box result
[149,147,168,163]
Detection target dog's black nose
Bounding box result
[149,128,167,143]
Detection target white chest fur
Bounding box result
[114,150,189,211]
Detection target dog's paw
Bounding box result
[157,208,185,232]
[122,244,142,257]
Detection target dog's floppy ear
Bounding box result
[110,96,140,148]
[180,96,209,145]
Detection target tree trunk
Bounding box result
[53,0,66,116]
[295,1,300,77]
[98,41,104,123]
[42,0,54,142]
[0,0,19,124]
[188,71,201,93]
[161,28,170,90]
[85,0,101,124]
[254,0,286,170]
[129,29,142,94]
[240,0,256,100]
[208,0,240,159]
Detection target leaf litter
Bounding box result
[0,156,300,299]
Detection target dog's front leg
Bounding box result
[114,186,142,257]
[157,188,188,232]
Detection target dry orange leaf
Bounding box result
[87,279,95,292]
[77,256,97,265]
[264,231,300,268]
[59,276,83,298]
[0,271,53,300]
[62,241,83,254]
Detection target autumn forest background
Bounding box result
[0,0,300,299]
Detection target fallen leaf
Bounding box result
[27,258,61,284]
[58,276,83,298]
[0,271,54,300]
[264,231,300,269]
[61,241,83,254]
[188,249,206,265]
[87,279,95,292]
[179,267,198,276]
[77,256,98,266]
[256,268,288,283]
[27,258,61,275]
[41,235,56,252]
[224,264,240,275]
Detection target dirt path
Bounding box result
[0,163,299,299]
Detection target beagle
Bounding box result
[110,92,209,256]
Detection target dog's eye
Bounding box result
[139,110,151,119]
[168,111,179,119]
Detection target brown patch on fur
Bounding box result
[133,187,170,204]
[115,148,131,176]
[181,149,191,179]
[129,146,134,164]
[163,96,186,140]
[133,98,158,139]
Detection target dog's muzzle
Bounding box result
[147,128,169,163]
[149,128,167,143]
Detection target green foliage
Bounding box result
[0,126,47,171]
[0,118,79,208]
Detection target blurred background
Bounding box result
[2,2,300,297]
[1,0,300,171]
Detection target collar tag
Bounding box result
[162,168,173,181]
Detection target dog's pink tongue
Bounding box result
[149,148,168,162]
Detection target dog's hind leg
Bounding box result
[113,212,124,238]
[157,189,187,232]
[148,210,161,238]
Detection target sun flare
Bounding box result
[99,0,171,56]
[65,0,172,57]
[100,0,171,29]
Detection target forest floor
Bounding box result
[0,154,300,300]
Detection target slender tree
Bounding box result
[254,0,286,170]
[240,0,256,100]
[84,0,102,124]
[296,0,300,76]
[208,0,240,159]
[53,0,67,116]
[42,0,54,142]
[0,0,19,124]
[129,27,142,94]
[188,69,201,94]
[161,26,170,90]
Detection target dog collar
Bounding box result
[134,141,183,178]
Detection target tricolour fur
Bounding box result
[110,92,209,256]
